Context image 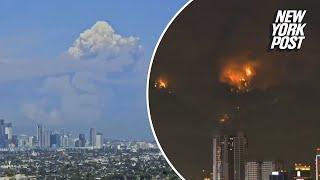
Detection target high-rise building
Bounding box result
[59,129,70,147]
[37,124,50,148]
[61,135,69,147]
[67,133,74,147]
[90,128,96,147]
[293,163,311,180]
[5,123,13,141]
[28,136,35,147]
[37,124,42,147]
[0,119,5,136]
[75,139,80,147]
[270,171,288,180]
[0,119,6,147]
[245,161,261,180]
[0,120,13,148]
[12,135,18,147]
[50,133,60,148]
[245,161,284,180]
[79,133,86,147]
[18,134,29,147]
[45,128,50,147]
[261,161,284,180]
[95,133,103,149]
[212,130,248,180]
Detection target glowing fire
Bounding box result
[219,61,257,92]
[154,77,168,89]
[219,113,230,124]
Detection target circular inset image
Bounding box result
[147,0,320,179]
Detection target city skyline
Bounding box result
[0,122,173,179]
[0,1,186,140]
[0,118,108,149]
[211,127,316,180]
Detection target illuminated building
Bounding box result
[245,160,284,180]
[293,163,311,180]
[270,171,288,180]
[212,130,248,180]
[261,161,284,180]
[201,169,212,180]
[245,161,261,180]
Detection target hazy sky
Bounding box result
[0,1,186,139]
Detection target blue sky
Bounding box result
[0,1,186,139]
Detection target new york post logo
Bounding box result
[270,10,307,50]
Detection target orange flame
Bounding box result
[154,77,168,89]
[219,61,257,92]
[219,113,230,124]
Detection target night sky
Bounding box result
[149,0,320,179]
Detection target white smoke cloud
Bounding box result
[21,101,62,126]
[0,21,142,84]
[23,74,103,126]
[16,21,143,126]
[68,21,141,60]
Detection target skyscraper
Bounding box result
[95,133,103,149]
[37,124,42,147]
[213,130,248,180]
[0,119,5,136]
[45,127,50,147]
[245,161,284,180]
[28,136,35,147]
[50,133,61,148]
[261,161,284,180]
[245,161,261,180]
[67,133,74,147]
[18,134,29,147]
[61,135,69,147]
[0,119,5,147]
[5,123,13,141]
[12,135,18,147]
[37,124,50,148]
[90,128,96,147]
[79,133,86,147]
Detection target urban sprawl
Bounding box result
[0,119,178,180]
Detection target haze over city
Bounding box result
[0,1,186,139]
